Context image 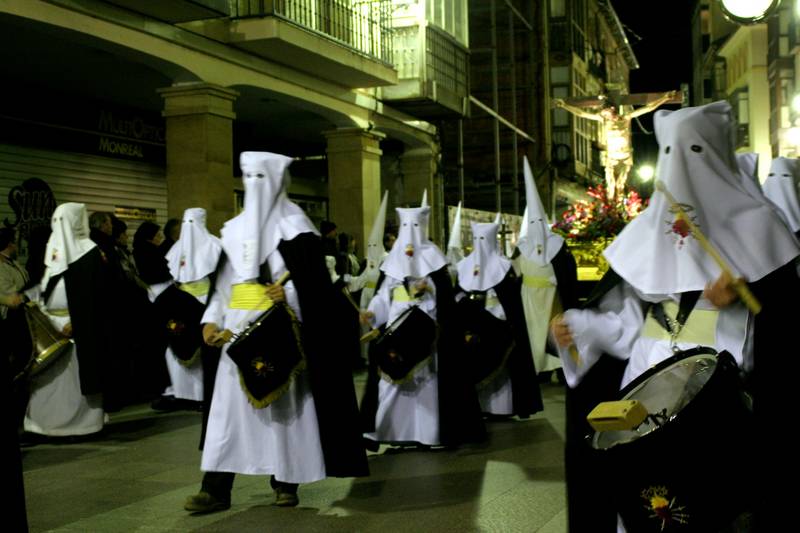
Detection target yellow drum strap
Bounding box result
[523,275,554,288]
[641,301,718,346]
[179,279,210,298]
[229,283,273,311]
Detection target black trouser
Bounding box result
[201,472,298,501]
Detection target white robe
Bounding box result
[200,250,326,483]
[554,281,750,390]
[518,255,562,373]
[24,278,104,436]
[152,279,206,402]
[364,275,441,445]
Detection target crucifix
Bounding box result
[553,89,682,202]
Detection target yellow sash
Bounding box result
[47,309,69,317]
[365,281,377,289]
[179,279,210,298]
[229,283,273,311]
[392,285,412,303]
[523,275,555,288]
[641,301,718,346]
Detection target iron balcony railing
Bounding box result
[425,24,468,98]
[231,0,394,65]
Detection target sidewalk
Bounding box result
[22,379,567,532]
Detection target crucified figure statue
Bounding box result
[553,90,679,202]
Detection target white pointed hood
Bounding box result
[457,221,511,291]
[517,207,529,243]
[763,157,800,233]
[42,202,97,287]
[421,189,428,207]
[221,151,317,279]
[363,190,389,275]
[446,201,464,265]
[381,206,446,280]
[517,156,564,265]
[166,208,223,282]
[604,101,799,294]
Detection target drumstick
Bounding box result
[655,181,761,315]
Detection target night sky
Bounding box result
[611,0,696,192]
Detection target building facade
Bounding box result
[0,0,455,259]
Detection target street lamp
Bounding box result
[637,164,655,182]
[719,0,782,24]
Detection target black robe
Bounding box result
[361,266,486,447]
[457,270,543,417]
[200,234,369,478]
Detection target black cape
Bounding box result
[550,244,580,310]
[62,247,115,397]
[456,270,543,417]
[361,266,486,447]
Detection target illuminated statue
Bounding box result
[554,90,679,201]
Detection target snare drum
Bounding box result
[589,347,754,532]
[372,305,437,383]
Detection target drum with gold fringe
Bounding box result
[226,301,306,409]
[372,305,436,383]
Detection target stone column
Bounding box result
[324,128,384,257]
[401,146,443,245]
[158,83,238,233]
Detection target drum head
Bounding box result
[592,347,719,450]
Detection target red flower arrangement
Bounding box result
[552,185,646,242]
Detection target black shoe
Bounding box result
[184,491,231,514]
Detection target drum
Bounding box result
[372,305,437,383]
[153,284,204,366]
[24,302,74,379]
[226,302,306,408]
[588,347,754,532]
[456,293,514,387]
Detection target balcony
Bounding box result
[382,23,469,118]
[226,0,397,87]
[103,0,230,23]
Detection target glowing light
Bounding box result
[637,165,655,182]
[787,127,800,146]
[719,0,779,23]
[792,94,800,113]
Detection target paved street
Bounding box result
[22,377,568,532]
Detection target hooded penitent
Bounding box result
[517,156,564,266]
[763,157,800,234]
[42,203,97,287]
[166,208,223,283]
[221,152,317,279]
[604,101,800,295]
[457,221,511,292]
[380,206,446,280]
